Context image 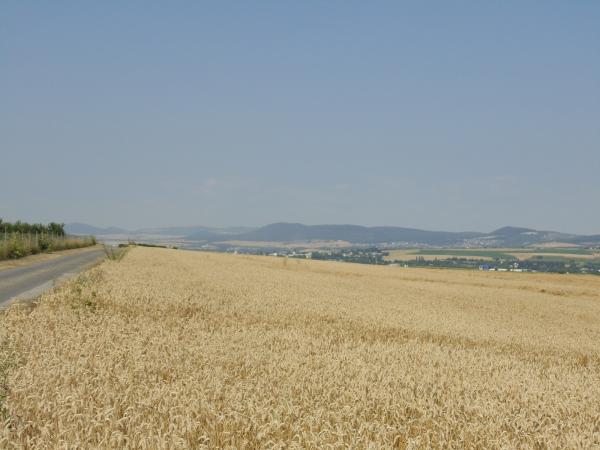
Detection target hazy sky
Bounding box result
[2,2,599,233]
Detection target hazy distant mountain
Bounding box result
[68,222,600,248]
[66,223,256,238]
[492,226,537,235]
[480,226,579,247]
[138,226,255,237]
[230,223,482,245]
[191,223,600,247]
[183,229,230,241]
[66,223,129,236]
[156,226,255,237]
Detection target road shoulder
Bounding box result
[0,245,103,272]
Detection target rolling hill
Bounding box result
[227,223,482,246]
[197,223,600,247]
[67,222,600,248]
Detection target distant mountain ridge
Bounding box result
[227,223,482,246]
[66,223,254,238]
[193,222,600,247]
[65,223,129,236]
[67,222,600,248]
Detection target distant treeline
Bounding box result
[119,241,174,249]
[0,219,66,236]
[0,219,96,260]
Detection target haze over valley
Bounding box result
[66,221,600,249]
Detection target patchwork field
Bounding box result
[385,247,600,262]
[384,250,496,262]
[1,248,600,448]
[217,240,354,249]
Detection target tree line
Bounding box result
[0,219,65,236]
[0,219,95,260]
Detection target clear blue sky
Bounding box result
[2,2,599,233]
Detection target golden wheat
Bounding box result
[1,248,599,448]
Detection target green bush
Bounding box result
[103,244,127,261]
[7,238,27,259]
[38,236,51,251]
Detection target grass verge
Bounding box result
[103,244,128,261]
[0,234,96,261]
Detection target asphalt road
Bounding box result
[0,248,105,308]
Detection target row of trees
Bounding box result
[0,219,96,260]
[0,219,65,236]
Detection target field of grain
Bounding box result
[1,248,600,448]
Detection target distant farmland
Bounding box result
[417,249,516,259]
[385,247,600,262]
[1,248,600,447]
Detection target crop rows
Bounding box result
[1,248,599,448]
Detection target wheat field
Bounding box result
[1,248,600,448]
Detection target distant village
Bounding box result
[220,245,600,276]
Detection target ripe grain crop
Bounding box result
[1,248,600,448]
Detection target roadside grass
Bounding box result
[103,244,128,262]
[0,234,96,261]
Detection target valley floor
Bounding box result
[1,248,599,448]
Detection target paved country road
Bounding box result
[0,247,105,309]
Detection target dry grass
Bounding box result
[0,234,96,261]
[1,248,600,448]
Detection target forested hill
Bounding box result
[199,223,600,247]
